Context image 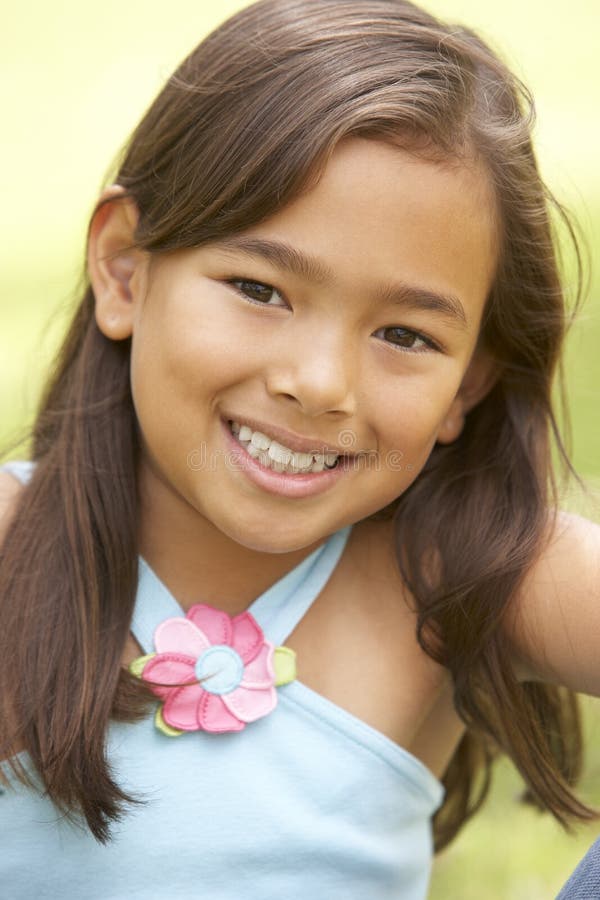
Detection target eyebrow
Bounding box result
[215,236,468,329]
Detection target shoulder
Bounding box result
[0,469,29,767]
[523,510,600,598]
[519,510,600,609]
[0,468,27,548]
[507,510,600,688]
[335,515,423,647]
[328,516,460,771]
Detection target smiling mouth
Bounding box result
[227,420,341,475]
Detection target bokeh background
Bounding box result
[1,1,599,896]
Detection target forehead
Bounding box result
[244,137,499,335]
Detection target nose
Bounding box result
[265,329,356,418]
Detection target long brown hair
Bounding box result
[0,0,592,847]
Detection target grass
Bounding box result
[430,698,600,898]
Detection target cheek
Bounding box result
[131,302,240,403]
[376,377,459,453]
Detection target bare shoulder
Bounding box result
[517,510,600,609]
[0,469,27,547]
[523,510,600,594]
[508,510,600,690]
[0,470,29,767]
[328,515,461,774]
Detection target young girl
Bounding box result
[1,0,599,896]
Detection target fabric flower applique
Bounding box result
[129,604,296,735]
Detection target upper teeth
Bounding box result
[230,421,339,474]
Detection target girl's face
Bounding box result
[119,139,498,552]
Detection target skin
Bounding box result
[88,138,498,607]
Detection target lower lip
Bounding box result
[221,419,352,498]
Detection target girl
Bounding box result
[1,0,599,897]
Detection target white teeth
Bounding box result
[250,431,271,450]
[230,421,340,475]
[268,441,292,464]
[290,450,313,469]
[257,449,271,467]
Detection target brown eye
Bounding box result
[379,326,431,351]
[229,280,286,306]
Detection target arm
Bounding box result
[508,510,600,694]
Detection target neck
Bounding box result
[136,459,323,615]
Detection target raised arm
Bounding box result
[508,510,600,694]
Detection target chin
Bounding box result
[221,518,327,555]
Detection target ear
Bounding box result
[436,348,499,445]
[87,185,148,341]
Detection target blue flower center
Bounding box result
[195,645,244,695]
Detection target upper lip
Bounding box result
[223,414,358,457]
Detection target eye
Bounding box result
[374,326,439,353]
[227,279,287,307]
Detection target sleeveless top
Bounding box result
[0,460,444,899]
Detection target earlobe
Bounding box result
[436,411,465,445]
[436,349,499,445]
[87,185,147,341]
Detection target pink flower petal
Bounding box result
[240,643,275,689]
[231,611,264,663]
[222,684,277,723]
[162,684,205,731]
[154,617,210,656]
[198,692,245,733]
[187,604,233,647]
[142,653,197,700]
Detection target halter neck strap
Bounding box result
[1,460,35,484]
[131,526,352,652]
[132,559,188,654]
[248,526,351,645]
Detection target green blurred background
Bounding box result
[1,2,599,896]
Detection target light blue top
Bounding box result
[0,460,444,899]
